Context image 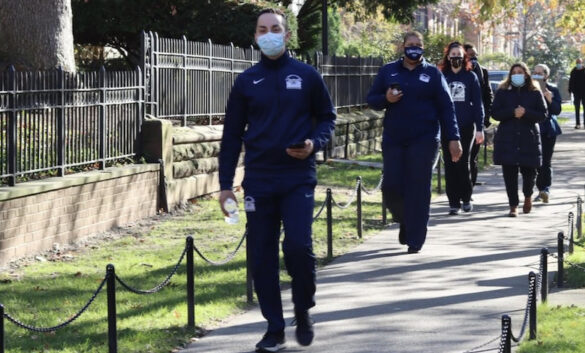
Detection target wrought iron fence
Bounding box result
[1,32,382,186]
[141,31,383,126]
[0,66,143,186]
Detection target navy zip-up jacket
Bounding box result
[366,58,460,145]
[219,51,336,190]
[443,69,484,131]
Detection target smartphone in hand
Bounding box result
[390,82,401,95]
[288,141,306,149]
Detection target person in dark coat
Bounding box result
[492,62,547,217]
[438,42,485,215]
[464,44,493,187]
[532,63,562,203]
[366,31,462,253]
[568,58,585,128]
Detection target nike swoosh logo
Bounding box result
[305,193,313,198]
[253,78,265,85]
[391,73,398,76]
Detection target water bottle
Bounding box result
[223,198,239,224]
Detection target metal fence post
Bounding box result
[186,236,195,328]
[557,232,564,288]
[99,66,107,170]
[344,122,350,159]
[135,65,144,154]
[246,227,253,304]
[437,153,442,194]
[541,248,548,302]
[7,66,16,186]
[327,188,333,259]
[577,197,582,238]
[1,303,4,353]
[357,177,362,239]
[529,272,537,340]
[569,224,574,255]
[106,264,117,353]
[183,35,188,126]
[569,212,575,243]
[57,67,65,176]
[502,315,511,353]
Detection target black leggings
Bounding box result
[502,165,536,207]
[442,124,475,208]
[574,94,585,126]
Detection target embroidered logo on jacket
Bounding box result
[285,74,302,90]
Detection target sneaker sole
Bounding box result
[256,343,286,352]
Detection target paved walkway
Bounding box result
[183,120,585,353]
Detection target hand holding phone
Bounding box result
[390,82,401,95]
[288,141,306,149]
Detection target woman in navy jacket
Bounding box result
[491,62,547,217]
[367,31,462,253]
[438,42,485,215]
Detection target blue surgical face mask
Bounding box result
[257,32,285,57]
[511,74,526,87]
[404,46,424,61]
[577,63,584,70]
[532,74,544,80]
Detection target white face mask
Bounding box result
[256,32,286,57]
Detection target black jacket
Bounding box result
[471,62,493,125]
[569,67,585,96]
[491,85,547,168]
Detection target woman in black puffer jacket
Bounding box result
[492,62,547,217]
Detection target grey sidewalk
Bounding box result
[183,122,585,353]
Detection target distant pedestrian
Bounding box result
[218,8,336,352]
[532,64,562,203]
[367,31,462,253]
[464,44,493,187]
[438,42,484,215]
[568,58,585,128]
[491,62,547,217]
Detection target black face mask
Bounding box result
[450,57,463,69]
[470,57,478,67]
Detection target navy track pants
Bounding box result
[382,137,439,250]
[245,182,316,334]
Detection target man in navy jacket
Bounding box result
[218,8,336,353]
[367,31,462,254]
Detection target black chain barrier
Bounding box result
[1,172,386,352]
[115,244,188,294]
[193,230,247,266]
[2,275,108,333]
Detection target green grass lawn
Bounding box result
[517,236,585,353]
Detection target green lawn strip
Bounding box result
[561,103,575,113]
[516,305,585,353]
[0,151,494,352]
[517,238,585,353]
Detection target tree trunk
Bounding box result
[0,0,75,71]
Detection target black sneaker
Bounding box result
[294,310,314,346]
[255,331,286,352]
[407,246,420,254]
